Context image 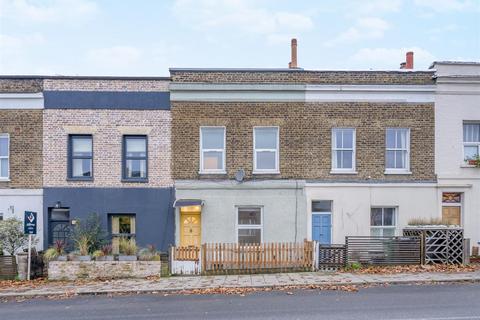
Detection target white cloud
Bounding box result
[414,0,478,12]
[350,47,437,69]
[346,0,403,15]
[172,0,313,39]
[326,17,389,47]
[86,46,143,70]
[0,0,98,23]
[0,33,47,74]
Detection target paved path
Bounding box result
[2,283,480,319]
[1,270,480,298]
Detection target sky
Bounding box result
[0,0,479,76]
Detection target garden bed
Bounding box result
[48,260,161,281]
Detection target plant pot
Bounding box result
[70,255,92,261]
[467,160,478,166]
[96,255,114,261]
[56,255,68,261]
[118,255,137,261]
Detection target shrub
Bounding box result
[44,240,66,261]
[408,217,446,226]
[345,262,362,271]
[119,237,137,256]
[70,213,107,255]
[101,244,113,256]
[138,244,160,261]
[92,250,103,258]
[0,218,34,255]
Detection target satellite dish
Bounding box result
[235,169,245,182]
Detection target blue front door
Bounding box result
[312,214,331,244]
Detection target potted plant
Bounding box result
[118,237,137,261]
[93,244,114,261]
[138,244,160,261]
[466,155,480,167]
[44,240,67,261]
[69,213,107,261]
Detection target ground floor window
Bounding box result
[442,192,462,225]
[237,207,262,244]
[370,207,396,236]
[111,215,136,254]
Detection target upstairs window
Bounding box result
[123,136,147,181]
[69,135,93,179]
[0,134,9,180]
[385,128,410,172]
[332,128,355,172]
[253,127,279,173]
[463,123,480,162]
[200,127,226,173]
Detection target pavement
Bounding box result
[2,283,480,319]
[1,270,480,299]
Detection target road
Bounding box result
[1,283,480,319]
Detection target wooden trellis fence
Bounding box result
[403,227,465,264]
[202,241,314,274]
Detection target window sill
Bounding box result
[67,177,94,182]
[252,171,280,175]
[199,171,227,175]
[121,179,148,183]
[460,164,478,168]
[384,170,412,175]
[330,170,357,175]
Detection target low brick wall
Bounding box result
[48,261,161,281]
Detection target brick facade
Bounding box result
[0,79,43,93]
[170,70,435,85]
[0,109,43,188]
[171,101,435,181]
[43,109,172,188]
[43,78,169,91]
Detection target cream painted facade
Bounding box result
[304,183,439,244]
[433,62,480,250]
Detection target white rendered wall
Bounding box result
[0,189,43,251]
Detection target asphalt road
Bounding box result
[1,283,480,320]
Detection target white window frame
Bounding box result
[370,207,397,237]
[253,126,279,174]
[236,206,263,244]
[199,126,226,174]
[0,133,10,180]
[331,128,356,173]
[463,122,480,165]
[385,128,411,174]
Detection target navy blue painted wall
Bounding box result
[43,187,175,252]
[44,91,170,109]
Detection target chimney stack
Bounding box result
[289,38,298,69]
[400,51,414,69]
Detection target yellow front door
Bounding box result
[442,206,461,225]
[180,213,201,247]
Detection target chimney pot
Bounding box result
[405,51,414,69]
[289,38,298,69]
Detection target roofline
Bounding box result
[169,67,434,73]
[0,75,171,80]
[429,61,480,69]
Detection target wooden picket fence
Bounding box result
[201,241,314,274]
[171,246,200,261]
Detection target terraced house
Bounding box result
[42,76,174,252]
[170,50,443,247]
[0,78,44,250]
